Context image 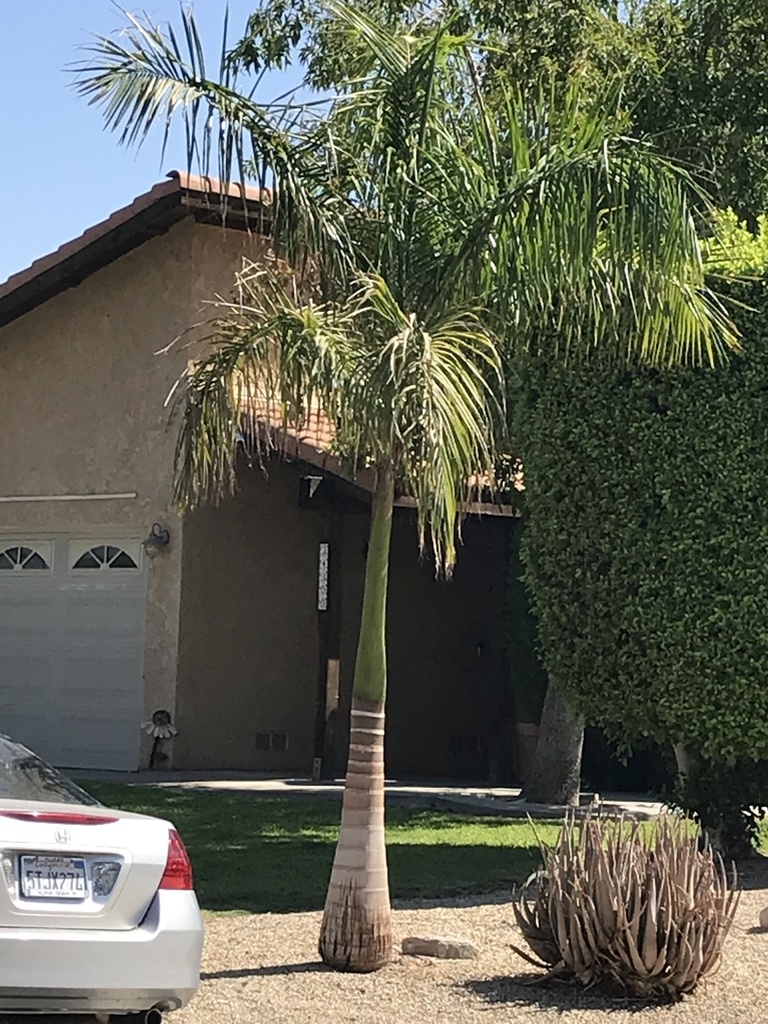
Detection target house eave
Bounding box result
[279,437,517,518]
[0,172,270,329]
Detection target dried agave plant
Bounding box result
[513,813,740,999]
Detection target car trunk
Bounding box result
[0,799,170,930]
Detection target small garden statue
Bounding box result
[141,709,178,770]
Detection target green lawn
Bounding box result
[85,783,559,914]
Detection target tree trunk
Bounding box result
[673,742,697,787]
[319,463,394,972]
[523,681,584,806]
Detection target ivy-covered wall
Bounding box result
[513,273,768,766]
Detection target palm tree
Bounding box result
[76,2,737,972]
[174,262,501,971]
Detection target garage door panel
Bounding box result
[0,655,50,682]
[59,665,142,704]
[62,606,145,638]
[60,629,145,651]
[55,710,141,736]
[0,660,56,718]
[0,722,57,762]
[0,708,53,744]
[0,537,146,770]
[0,597,57,637]
[51,733,139,771]
[53,744,136,772]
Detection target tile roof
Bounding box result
[238,396,518,516]
[0,171,270,328]
[240,395,337,459]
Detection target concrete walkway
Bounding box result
[71,769,664,820]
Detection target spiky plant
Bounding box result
[513,813,740,999]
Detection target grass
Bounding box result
[85,782,560,914]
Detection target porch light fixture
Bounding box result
[142,522,170,558]
[305,475,323,498]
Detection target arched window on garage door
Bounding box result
[70,542,141,572]
[0,543,52,571]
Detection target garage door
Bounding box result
[0,537,146,770]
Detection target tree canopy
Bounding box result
[231,0,768,222]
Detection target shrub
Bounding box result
[513,813,740,999]
[512,275,768,848]
[670,758,768,860]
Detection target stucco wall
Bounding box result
[0,216,266,764]
[0,218,195,523]
[174,461,327,770]
[174,457,513,777]
[188,220,267,303]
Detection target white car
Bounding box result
[0,734,203,1021]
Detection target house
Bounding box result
[0,172,520,779]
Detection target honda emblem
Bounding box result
[53,827,71,844]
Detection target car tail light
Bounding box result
[0,810,118,825]
[158,829,194,890]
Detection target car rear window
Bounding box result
[0,735,99,806]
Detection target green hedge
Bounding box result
[513,276,768,766]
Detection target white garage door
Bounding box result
[0,537,146,770]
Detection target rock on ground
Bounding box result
[402,935,479,959]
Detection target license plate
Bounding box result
[20,856,87,899]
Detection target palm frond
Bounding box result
[173,260,502,573]
[387,306,503,570]
[73,7,352,277]
[436,79,739,366]
[324,1,411,79]
[171,257,353,510]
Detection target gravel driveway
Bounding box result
[176,882,768,1024]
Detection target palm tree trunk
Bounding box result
[319,462,395,972]
[523,680,584,806]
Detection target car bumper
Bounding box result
[0,890,203,1014]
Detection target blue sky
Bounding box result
[0,2,299,284]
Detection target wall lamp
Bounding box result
[142,522,170,559]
